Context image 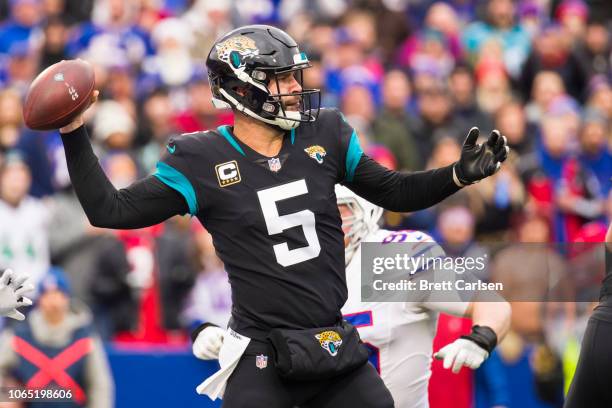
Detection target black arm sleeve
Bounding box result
[345,155,461,212]
[61,126,188,229]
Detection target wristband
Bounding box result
[460,325,497,354]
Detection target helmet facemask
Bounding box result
[338,198,366,266]
[336,185,384,266]
[210,60,320,131]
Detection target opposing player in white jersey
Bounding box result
[337,185,511,408]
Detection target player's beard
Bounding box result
[280,98,300,113]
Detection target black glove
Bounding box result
[453,127,509,186]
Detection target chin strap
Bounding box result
[218,88,300,130]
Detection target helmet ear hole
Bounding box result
[229,51,242,68]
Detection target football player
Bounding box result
[57,25,508,407]
[564,221,612,407]
[336,185,511,407]
[0,269,33,321]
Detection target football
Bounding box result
[22,59,95,131]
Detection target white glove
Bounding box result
[0,269,34,321]
[434,338,489,374]
[192,326,225,360]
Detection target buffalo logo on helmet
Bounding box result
[304,145,327,164]
[215,35,259,69]
[315,330,343,357]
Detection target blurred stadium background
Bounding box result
[0,0,611,406]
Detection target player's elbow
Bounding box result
[87,215,114,229]
[85,211,124,230]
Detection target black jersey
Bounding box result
[60,108,460,339]
[155,109,360,337]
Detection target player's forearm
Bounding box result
[347,156,461,212]
[60,125,187,228]
[467,300,511,342]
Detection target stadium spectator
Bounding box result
[0,153,50,287]
[141,17,197,89]
[579,108,612,195]
[92,100,136,156]
[555,0,589,45]
[183,226,232,330]
[575,22,611,80]
[371,69,421,171]
[411,84,460,160]
[587,75,612,119]
[0,267,114,407]
[0,89,22,154]
[450,64,493,134]
[104,66,137,124]
[137,88,178,171]
[462,0,531,78]
[495,101,535,156]
[519,25,589,103]
[340,82,376,138]
[0,0,42,54]
[67,0,152,64]
[38,17,69,72]
[525,71,566,123]
[474,55,513,115]
[172,78,233,135]
[436,204,489,281]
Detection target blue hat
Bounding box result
[38,267,71,296]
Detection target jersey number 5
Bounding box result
[257,179,321,267]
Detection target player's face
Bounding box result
[270,71,302,111]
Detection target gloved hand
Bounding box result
[434,338,489,373]
[192,326,226,360]
[454,127,509,186]
[0,269,34,321]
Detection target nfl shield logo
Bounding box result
[267,157,282,172]
[256,354,268,369]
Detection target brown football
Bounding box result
[22,59,95,131]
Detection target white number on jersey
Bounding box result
[257,179,321,267]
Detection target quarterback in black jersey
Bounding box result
[57,25,508,407]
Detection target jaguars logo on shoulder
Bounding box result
[315,330,342,356]
[215,35,259,69]
[304,145,326,164]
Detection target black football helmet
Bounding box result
[206,25,321,130]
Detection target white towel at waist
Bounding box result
[196,328,251,400]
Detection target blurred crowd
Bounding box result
[0,0,611,406]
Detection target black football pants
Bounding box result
[564,303,612,408]
[222,339,394,408]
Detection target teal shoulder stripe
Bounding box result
[345,130,363,182]
[290,128,296,145]
[154,162,198,215]
[217,126,246,156]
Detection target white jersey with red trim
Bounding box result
[341,229,469,408]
